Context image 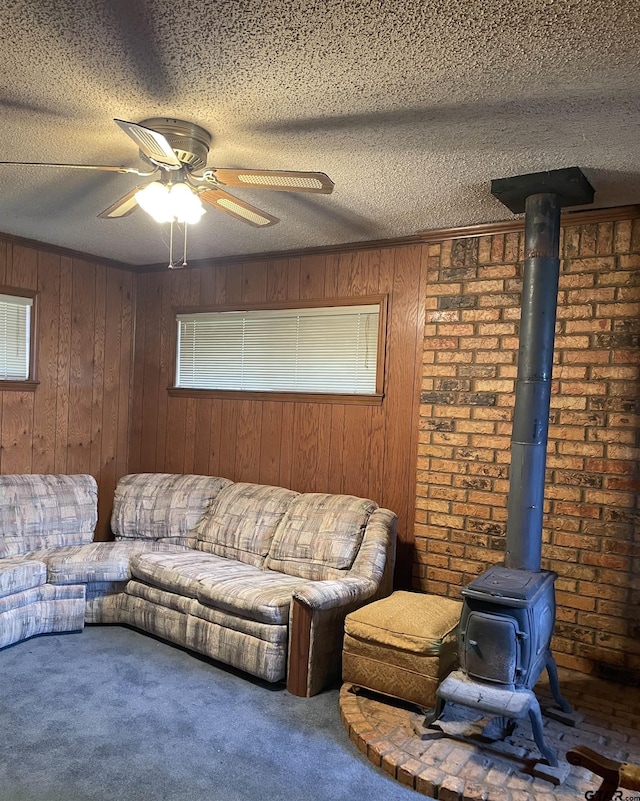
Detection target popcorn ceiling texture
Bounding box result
[0,0,638,264]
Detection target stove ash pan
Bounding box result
[458,566,557,691]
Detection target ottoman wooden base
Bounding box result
[342,591,462,709]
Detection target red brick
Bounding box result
[585,458,635,474]
[614,219,633,252]
[596,222,615,254]
[557,441,604,457]
[415,767,444,798]
[554,501,602,519]
[556,591,596,611]
[428,309,460,322]
[490,235,505,262]
[567,286,615,303]
[579,582,628,602]
[434,353,474,367]
[565,255,615,272]
[564,318,610,332]
[436,323,476,337]
[460,308,502,322]
[559,272,596,289]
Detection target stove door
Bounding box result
[463,611,520,685]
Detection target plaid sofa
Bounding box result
[0,473,397,696]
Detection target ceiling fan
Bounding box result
[0,117,334,264]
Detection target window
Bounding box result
[0,291,35,383]
[173,298,385,401]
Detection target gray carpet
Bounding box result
[0,626,421,801]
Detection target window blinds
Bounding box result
[176,303,380,394]
[0,293,32,381]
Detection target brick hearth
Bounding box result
[339,668,640,800]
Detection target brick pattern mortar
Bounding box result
[414,216,640,675]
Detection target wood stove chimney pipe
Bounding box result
[505,193,561,571]
[491,168,595,572]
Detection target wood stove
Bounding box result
[426,169,594,776]
[458,566,556,691]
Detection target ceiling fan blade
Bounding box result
[198,188,279,227]
[97,186,140,219]
[204,168,334,194]
[114,119,182,170]
[0,161,151,174]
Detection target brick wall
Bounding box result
[415,214,640,676]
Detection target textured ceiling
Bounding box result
[0,0,638,266]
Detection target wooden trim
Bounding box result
[376,295,388,397]
[173,294,387,315]
[0,231,135,272]
[287,598,312,697]
[139,204,640,272]
[0,380,39,392]
[0,285,38,300]
[30,287,38,383]
[168,388,384,405]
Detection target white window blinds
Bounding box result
[0,293,32,381]
[176,303,380,394]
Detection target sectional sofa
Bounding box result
[0,473,396,696]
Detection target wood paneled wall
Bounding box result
[128,248,428,582]
[0,241,135,539]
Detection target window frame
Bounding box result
[0,285,38,391]
[169,295,387,405]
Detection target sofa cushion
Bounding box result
[0,474,97,558]
[0,559,47,598]
[196,483,299,567]
[129,551,308,625]
[130,551,259,599]
[45,541,192,584]
[264,493,377,580]
[196,570,310,625]
[111,473,232,542]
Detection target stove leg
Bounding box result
[423,696,445,729]
[528,696,558,767]
[545,652,572,713]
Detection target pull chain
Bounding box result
[168,219,175,268]
[182,223,188,267]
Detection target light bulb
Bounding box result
[135,182,173,223]
[169,183,205,225]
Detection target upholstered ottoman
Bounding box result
[342,591,462,708]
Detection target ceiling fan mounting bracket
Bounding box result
[139,117,212,171]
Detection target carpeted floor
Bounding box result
[0,626,421,801]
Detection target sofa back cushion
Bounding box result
[264,493,378,580]
[111,473,232,545]
[0,474,97,558]
[196,483,299,567]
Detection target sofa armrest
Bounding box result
[287,577,381,698]
[292,576,378,611]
